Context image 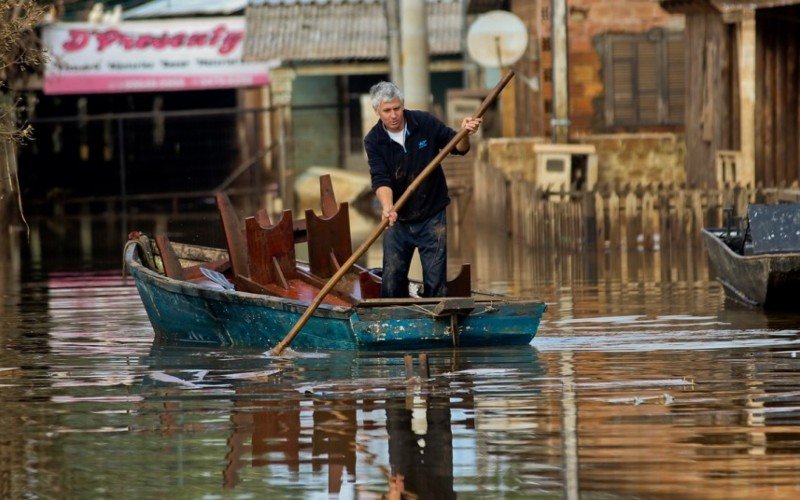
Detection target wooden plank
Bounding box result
[642,187,656,250]
[233,274,352,307]
[359,270,382,299]
[690,190,704,239]
[432,298,475,317]
[154,235,186,280]
[305,203,352,279]
[170,242,228,263]
[358,297,476,307]
[763,22,775,186]
[608,189,620,249]
[753,15,764,184]
[624,188,638,250]
[775,30,787,184]
[685,15,707,185]
[216,193,250,278]
[787,35,799,183]
[295,268,358,305]
[702,39,716,142]
[319,174,338,218]
[246,209,297,287]
[446,263,471,298]
[595,188,606,251]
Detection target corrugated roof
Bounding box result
[244,0,463,62]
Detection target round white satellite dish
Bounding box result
[467,10,528,68]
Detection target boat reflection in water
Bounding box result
[224,394,357,493]
[141,345,544,497]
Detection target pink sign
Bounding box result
[43,18,275,94]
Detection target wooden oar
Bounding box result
[271,71,516,355]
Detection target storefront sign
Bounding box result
[43,17,274,94]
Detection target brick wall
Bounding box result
[518,0,685,136]
[578,133,686,185]
[478,133,685,186]
[478,137,547,182]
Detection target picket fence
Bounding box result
[474,161,800,252]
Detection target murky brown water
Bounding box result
[2,222,800,498]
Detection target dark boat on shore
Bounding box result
[701,203,800,309]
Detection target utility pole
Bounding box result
[551,0,570,143]
[400,0,430,111]
[386,0,403,86]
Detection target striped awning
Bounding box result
[244,0,463,63]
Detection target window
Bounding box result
[603,29,685,127]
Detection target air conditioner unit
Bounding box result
[530,143,598,194]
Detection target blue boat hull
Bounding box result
[126,245,546,350]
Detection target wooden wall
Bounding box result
[683,13,735,188]
[756,7,800,186]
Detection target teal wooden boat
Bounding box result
[124,241,547,351]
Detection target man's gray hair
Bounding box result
[369,81,404,110]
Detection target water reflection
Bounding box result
[386,394,455,499]
[1,215,800,497]
[137,346,547,497]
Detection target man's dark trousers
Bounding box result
[381,209,447,298]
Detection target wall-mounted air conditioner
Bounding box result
[530,143,598,194]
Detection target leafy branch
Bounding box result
[1,0,47,142]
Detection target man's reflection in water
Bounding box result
[386,394,456,500]
[222,392,461,497]
[219,353,489,496]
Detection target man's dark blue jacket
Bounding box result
[364,109,467,222]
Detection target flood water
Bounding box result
[2,220,800,498]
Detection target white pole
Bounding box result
[386,0,403,86]
[551,0,570,143]
[401,0,430,111]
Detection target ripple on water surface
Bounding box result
[1,262,800,497]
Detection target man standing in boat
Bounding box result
[364,81,481,298]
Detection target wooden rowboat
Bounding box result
[124,240,547,350]
[701,203,800,309]
[124,172,545,350]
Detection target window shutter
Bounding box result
[637,40,659,123]
[611,40,636,124]
[666,36,685,124]
[605,31,685,127]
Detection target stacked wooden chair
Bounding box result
[215,174,378,305]
[156,174,472,301]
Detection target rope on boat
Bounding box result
[401,304,439,317]
[399,301,499,317]
[468,302,499,316]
